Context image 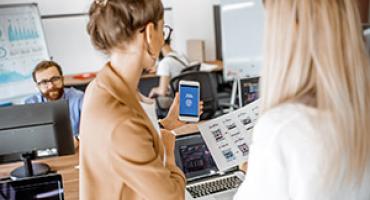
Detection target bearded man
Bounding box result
[25,60,84,138]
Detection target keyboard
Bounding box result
[186,175,243,198]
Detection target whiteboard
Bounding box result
[221,0,264,81]
[0,4,49,100]
[0,0,90,16]
[42,16,107,75]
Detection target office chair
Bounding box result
[170,71,233,120]
[181,63,201,73]
[139,76,160,97]
[154,65,200,119]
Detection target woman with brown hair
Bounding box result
[79,0,185,199]
[234,0,370,199]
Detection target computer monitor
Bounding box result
[238,77,259,106]
[0,100,75,179]
[220,0,264,81]
[0,173,64,200]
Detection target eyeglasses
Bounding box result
[37,76,63,88]
[163,25,173,42]
[139,24,173,41]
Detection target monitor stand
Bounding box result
[10,152,51,180]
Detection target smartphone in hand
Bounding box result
[179,80,200,122]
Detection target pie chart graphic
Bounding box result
[0,47,6,58]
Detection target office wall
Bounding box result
[171,0,220,61]
[0,0,220,74]
[0,0,89,15]
[0,0,174,102]
[0,0,174,76]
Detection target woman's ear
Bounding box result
[144,22,155,47]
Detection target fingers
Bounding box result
[199,101,204,115]
[148,90,159,99]
[174,92,180,102]
[148,90,155,99]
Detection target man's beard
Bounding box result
[42,87,64,101]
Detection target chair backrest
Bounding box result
[181,63,201,73]
[170,71,218,120]
[139,76,160,97]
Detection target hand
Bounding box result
[239,162,248,173]
[138,92,155,104]
[160,93,204,130]
[73,137,79,150]
[145,65,157,74]
[148,87,160,99]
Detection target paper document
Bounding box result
[198,100,259,171]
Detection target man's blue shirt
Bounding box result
[24,87,84,137]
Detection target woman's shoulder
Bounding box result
[253,102,321,146]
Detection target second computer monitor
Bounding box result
[0,100,75,164]
[239,77,259,106]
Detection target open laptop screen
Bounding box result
[175,133,218,180]
[0,173,64,200]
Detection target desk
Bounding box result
[63,61,223,89]
[0,153,79,200]
[64,74,95,87]
[64,73,96,92]
[0,126,195,200]
[64,72,159,95]
[64,72,158,86]
[0,124,244,199]
[173,123,201,136]
[204,60,223,72]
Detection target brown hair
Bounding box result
[32,60,63,82]
[87,0,164,54]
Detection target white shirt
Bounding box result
[234,103,370,200]
[140,101,160,134]
[156,52,189,78]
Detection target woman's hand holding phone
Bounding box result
[160,93,203,130]
[178,80,201,122]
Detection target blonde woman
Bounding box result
[79,0,186,199]
[234,0,370,199]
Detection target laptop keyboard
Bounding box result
[186,175,243,198]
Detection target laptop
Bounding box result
[175,132,245,200]
[0,173,64,200]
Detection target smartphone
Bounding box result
[179,80,200,122]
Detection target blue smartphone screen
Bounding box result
[180,85,199,117]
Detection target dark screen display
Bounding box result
[179,85,199,117]
[241,78,259,106]
[177,137,218,180]
[0,174,63,200]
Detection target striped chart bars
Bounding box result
[7,21,39,42]
[0,4,49,100]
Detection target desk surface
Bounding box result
[0,153,79,200]
[0,125,201,200]
[64,72,158,86]
[64,60,223,87]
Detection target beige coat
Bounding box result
[79,64,185,200]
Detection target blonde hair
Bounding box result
[261,0,370,184]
